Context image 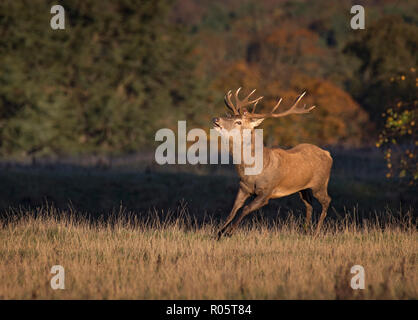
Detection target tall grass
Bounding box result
[0,205,416,299]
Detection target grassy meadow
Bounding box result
[0,207,416,299]
[1,0,416,301]
[0,148,417,299]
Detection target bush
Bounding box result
[376,68,417,185]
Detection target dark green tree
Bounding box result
[0,0,206,156]
[344,16,418,128]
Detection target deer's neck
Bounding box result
[231,129,271,178]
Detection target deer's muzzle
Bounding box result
[212,118,221,128]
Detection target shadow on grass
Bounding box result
[0,148,416,223]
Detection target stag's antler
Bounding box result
[224,89,315,118]
[250,92,315,118]
[224,87,263,115]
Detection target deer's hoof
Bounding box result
[224,230,233,238]
[217,228,233,240]
[216,230,225,240]
[218,229,226,241]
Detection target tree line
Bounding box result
[0,0,416,182]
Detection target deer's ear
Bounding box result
[250,118,265,128]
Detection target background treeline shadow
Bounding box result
[0,148,416,225]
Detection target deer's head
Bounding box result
[213,88,315,136]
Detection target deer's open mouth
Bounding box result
[213,122,221,129]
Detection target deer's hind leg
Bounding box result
[312,186,331,236]
[299,189,313,232]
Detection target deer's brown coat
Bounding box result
[214,88,332,238]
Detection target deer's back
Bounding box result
[266,144,332,197]
[282,143,331,161]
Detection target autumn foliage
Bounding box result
[0,0,416,167]
[215,62,369,146]
[376,68,417,185]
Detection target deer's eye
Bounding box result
[235,120,242,125]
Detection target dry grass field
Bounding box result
[0,206,416,300]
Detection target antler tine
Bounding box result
[251,91,315,119]
[270,98,283,113]
[223,88,264,115]
[224,90,240,115]
[234,88,263,113]
[289,91,306,110]
[283,91,315,113]
[234,87,244,112]
[238,88,256,102]
[251,95,264,107]
[234,87,242,101]
[251,99,261,114]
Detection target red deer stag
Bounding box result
[213,88,332,239]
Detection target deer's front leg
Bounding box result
[223,194,269,237]
[217,188,250,240]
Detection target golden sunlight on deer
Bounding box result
[214,88,333,239]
